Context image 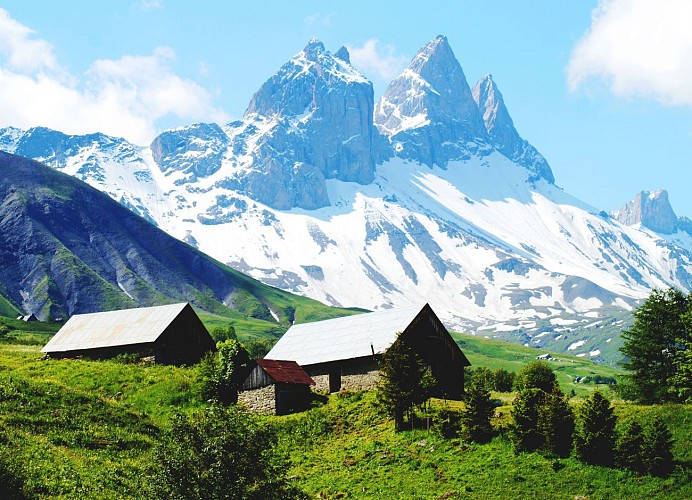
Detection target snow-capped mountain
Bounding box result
[2,36,691,363]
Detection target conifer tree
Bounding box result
[378,334,435,431]
[538,386,574,458]
[643,417,674,476]
[510,388,545,452]
[615,420,646,473]
[574,391,617,466]
[460,382,494,443]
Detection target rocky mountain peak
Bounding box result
[471,74,555,184]
[303,37,326,59]
[614,189,679,234]
[234,39,377,209]
[374,35,489,167]
[334,45,350,64]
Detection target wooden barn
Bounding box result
[41,303,215,364]
[240,359,315,415]
[266,303,470,400]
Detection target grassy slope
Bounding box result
[277,392,691,500]
[0,322,689,498]
[454,332,623,396]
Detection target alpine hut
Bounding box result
[240,359,316,415]
[41,303,215,364]
[265,303,470,399]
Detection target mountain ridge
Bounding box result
[1,35,691,364]
[0,151,348,325]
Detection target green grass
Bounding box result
[455,332,623,396]
[275,391,691,499]
[0,318,688,498]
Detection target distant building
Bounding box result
[266,304,470,399]
[17,313,38,322]
[41,303,215,364]
[240,359,315,415]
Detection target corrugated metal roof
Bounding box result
[266,304,425,366]
[41,303,189,353]
[257,359,315,385]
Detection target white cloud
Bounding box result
[0,8,228,145]
[0,8,60,74]
[567,0,692,106]
[138,0,163,10]
[347,39,408,82]
[303,12,335,26]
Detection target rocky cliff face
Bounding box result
[614,189,680,234]
[374,35,490,167]
[151,122,229,179]
[235,39,377,208]
[472,74,554,184]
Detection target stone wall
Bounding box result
[238,384,276,414]
[312,369,380,393]
[238,369,381,414]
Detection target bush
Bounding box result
[514,361,558,393]
[465,367,495,392]
[198,339,252,405]
[432,407,462,439]
[574,391,617,466]
[153,405,305,499]
[211,325,237,342]
[378,334,436,431]
[493,368,515,392]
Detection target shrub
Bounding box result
[460,384,494,443]
[514,361,558,393]
[466,367,495,392]
[432,407,462,439]
[152,405,306,499]
[574,391,617,466]
[211,325,237,342]
[198,339,252,405]
[493,368,515,392]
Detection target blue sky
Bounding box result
[0,0,690,217]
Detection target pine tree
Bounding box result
[620,288,690,404]
[460,383,494,443]
[510,388,545,453]
[378,334,435,431]
[538,387,574,458]
[643,417,674,476]
[615,420,646,473]
[574,391,617,466]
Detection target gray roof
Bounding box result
[266,304,426,366]
[41,303,189,353]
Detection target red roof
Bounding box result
[257,359,315,386]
